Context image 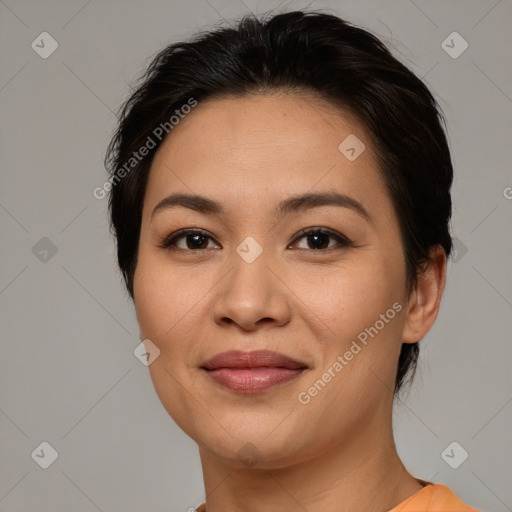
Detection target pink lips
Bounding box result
[201,350,307,393]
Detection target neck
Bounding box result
[198,413,423,512]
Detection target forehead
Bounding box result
[145,92,386,214]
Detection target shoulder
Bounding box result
[391,483,480,511]
[195,484,480,512]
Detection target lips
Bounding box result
[201,350,308,393]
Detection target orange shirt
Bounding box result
[195,483,479,511]
[391,484,479,511]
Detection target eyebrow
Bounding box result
[151,191,371,222]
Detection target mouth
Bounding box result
[200,350,308,393]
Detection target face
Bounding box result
[133,92,412,469]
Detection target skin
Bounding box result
[133,91,447,512]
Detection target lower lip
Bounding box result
[204,367,305,392]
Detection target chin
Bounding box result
[190,415,321,470]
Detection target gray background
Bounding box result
[0,0,511,511]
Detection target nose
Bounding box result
[210,246,292,332]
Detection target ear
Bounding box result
[402,245,447,343]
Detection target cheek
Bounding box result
[299,255,404,333]
[299,253,407,389]
[133,254,207,429]
[133,252,203,346]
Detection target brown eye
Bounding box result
[160,229,220,251]
[290,228,352,251]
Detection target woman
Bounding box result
[105,10,479,511]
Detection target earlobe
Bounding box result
[402,245,447,344]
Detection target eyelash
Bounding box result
[158,227,352,252]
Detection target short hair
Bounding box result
[105,10,453,393]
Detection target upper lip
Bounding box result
[201,350,307,370]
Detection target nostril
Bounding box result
[256,317,274,325]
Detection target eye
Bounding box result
[289,227,352,251]
[159,229,220,251]
[159,227,352,252]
